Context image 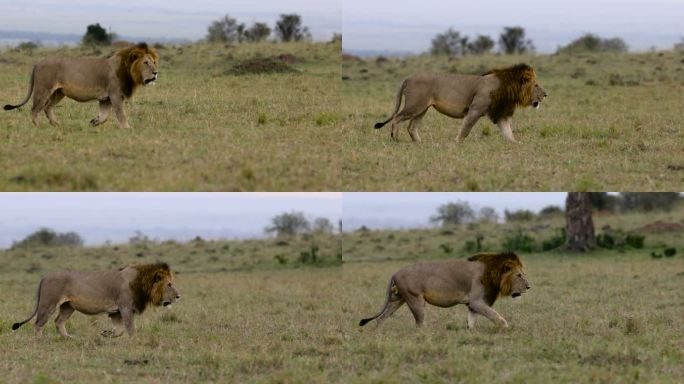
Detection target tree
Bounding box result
[618,193,681,212]
[82,23,115,46]
[675,38,684,51]
[589,192,619,212]
[206,15,245,43]
[539,205,564,216]
[244,22,271,42]
[478,206,499,222]
[265,212,310,237]
[430,28,467,56]
[430,201,475,226]
[312,217,334,234]
[275,14,311,42]
[499,26,534,54]
[557,33,628,54]
[565,193,595,252]
[467,35,495,55]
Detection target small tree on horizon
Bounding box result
[244,22,272,42]
[275,14,311,42]
[206,15,245,43]
[430,201,475,226]
[499,26,534,54]
[467,35,495,55]
[312,217,335,234]
[557,33,628,54]
[430,28,468,56]
[82,23,115,46]
[478,206,499,222]
[265,212,310,237]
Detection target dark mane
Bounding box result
[467,252,523,305]
[129,262,171,313]
[482,63,536,123]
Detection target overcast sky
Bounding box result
[343,0,684,54]
[0,193,342,248]
[0,0,340,41]
[343,193,567,230]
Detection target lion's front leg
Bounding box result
[469,301,508,328]
[497,119,520,143]
[90,100,112,126]
[101,312,125,338]
[110,96,130,129]
[456,109,484,143]
[119,308,136,336]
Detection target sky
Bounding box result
[0,193,342,248]
[344,193,567,230]
[343,0,684,54]
[0,0,341,42]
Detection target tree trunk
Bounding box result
[565,192,596,251]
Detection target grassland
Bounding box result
[341,51,684,191]
[1,209,683,382]
[0,41,341,191]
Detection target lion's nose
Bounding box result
[153,71,158,75]
[176,294,180,299]
[526,284,531,290]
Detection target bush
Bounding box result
[82,23,115,46]
[463,234,485,253]
[439,243,454,254]
[12,228,83,249]
[557,34,628,54]
[539,205,564,216]
[501,228,536,253]
[542,228,566,251]
[504,209,535,222]
[431,201,475,226]
[597,229,645,251]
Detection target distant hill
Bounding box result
[0,30,192,47]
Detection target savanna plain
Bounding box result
[0,41,341,191]
[1,208,683,382]
[342,51,684,191]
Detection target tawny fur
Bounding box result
[359,252,530,329]
[374,63,547,143]
[3,42,159,128]
[11,262,179,338]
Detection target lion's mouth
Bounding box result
[163,301,172,307]
[532,101,540,108]
[144,75,157,85]
[512,292,521,298]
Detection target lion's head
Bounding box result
[129,262,180,312]
[115,42,159,98]
[468,252,530,305]
[483,63,547,123]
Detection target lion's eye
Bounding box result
[167,282,172,287]
[517,273,522,277]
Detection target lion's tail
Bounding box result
[359,275,396,326]
[4,65,36,111]
[12,278,43,331]
[374,79,407,129]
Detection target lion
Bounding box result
[359,252,530,329]
[3,42,159,128]
[12,262,179,338]
[374,63,547,143]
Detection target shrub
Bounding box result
[12,228,83,249]
[501,228,536,253]
[542,228,566,251]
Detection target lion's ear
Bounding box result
[129,50,141,62]
[153,271,163,283]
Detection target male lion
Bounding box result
[4,42,159,128]
[12,262,179,338]
[374,63,547,143]
[359,252,530,329]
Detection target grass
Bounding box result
[0,41,342,191]
[1,207,683,382]
[341,51,684,191]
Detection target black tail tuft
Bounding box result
[374,122,386,129]
[359,318,372,327]
[12,322,23,331]
[4,104,16,111]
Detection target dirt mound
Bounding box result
[638,221,683,233]
[228,57,299,75]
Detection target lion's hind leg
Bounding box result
[407,108,429,143]
[375,298,405,327]
[30,89,52,127]
[44,90,64,126]
[54,302,75,338]
[34,298,59,336]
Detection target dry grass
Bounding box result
[341,51,684,191]
[0,42,341,191]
